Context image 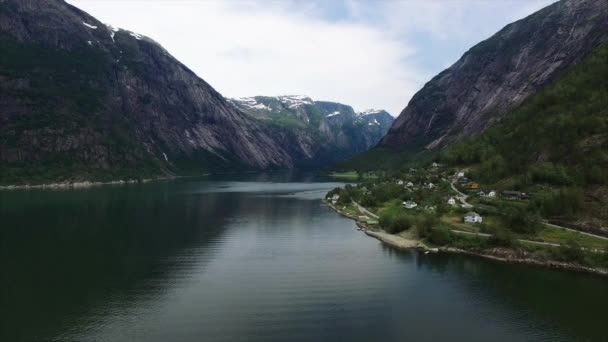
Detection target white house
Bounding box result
[464,212,483,224]
[402,201,418,209]
[488,190,496,198]
[426,182,435,189]
[406,181,414,187]
[447,197,456,205]
[331,194,340,204]
[397,180,404,185]
[457,172,465,178]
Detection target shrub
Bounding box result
[488,227,516,247]
[388,213,415,233]
[503,207,541,234]
[417,214,439,238]
[380,211,415,234]
[552,239,585,263]
[428,227,452,246]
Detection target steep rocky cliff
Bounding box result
[381,0,608,151]
[0,0,310,184]
[228,96,393,166]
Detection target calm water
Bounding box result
[1,172,606,342]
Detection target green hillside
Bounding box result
[439,42,608,228]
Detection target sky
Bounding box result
[68,0,555,115]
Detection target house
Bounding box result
[426,182,435,189]
[331,194,340,204]
[502,191,529,200]
[466,182,480,190]
[402,201,418,209]
[457,177,470,185]
[464,212,483,224]
[447,197,456,205]
[457,172,465,178]
[478,191,486,197]
[488,190,496,198]
[397,180,404,185]
[406,181,414,187]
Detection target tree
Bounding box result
[428,227,452,245]
[380,212,415,234]
[504,207,541,234]
[417,214,439,238]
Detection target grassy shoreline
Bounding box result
[324,200,608,277]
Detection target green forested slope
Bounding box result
[439,43,608,228]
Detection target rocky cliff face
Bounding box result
[0,0,335,183]
[228,96,393,165]
[381,0,608,151]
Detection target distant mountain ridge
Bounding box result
[380,0,608,152]
[228,95,393,166]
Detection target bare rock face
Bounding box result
[0,0,312,183]
[381,0,608,151]
[228,96,394,165]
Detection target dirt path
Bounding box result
[352,200,379,219]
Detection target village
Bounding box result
[328,163,531,230]
[326,162,608,273]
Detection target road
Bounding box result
[450,229,606,252]
[352,200,379,219]
[451,229,560,247]
[449,175,473,208]
[544,222,608,241]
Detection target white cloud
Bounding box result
[67,0,555,115]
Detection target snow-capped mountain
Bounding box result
[228,96,394,165]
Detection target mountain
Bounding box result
[438,41,608,234]
[1,0,376,184]
[228,95,393,166]
[380,0,608,152]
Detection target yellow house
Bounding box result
[466,182,480,190]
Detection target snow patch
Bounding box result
[358,109,383,116]
[83,22,98,29]
[162,152,168,162]
[87,41,92,46]
[129,32,143,40]
[230,97,271,111]
[326,111,341,117]
[277,95,313,108]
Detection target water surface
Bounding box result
[1,172,606,341]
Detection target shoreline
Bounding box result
[323,200,608,277]
[0,176,180,191]
[0,169,297,191]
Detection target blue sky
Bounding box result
[69,0,554,115]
